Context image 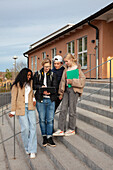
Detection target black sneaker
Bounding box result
[42,136,48,147]
[47,137,56,147]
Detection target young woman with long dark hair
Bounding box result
[9,68,37,159]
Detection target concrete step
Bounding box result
[85,82,113,88]
[81,92,113,107]
[0,129,11,170]
[0,115,31,170]
[77,119,113,158]
[54,116,113,170]
[77,100,113,119]
[6,110,57,170]
[55,114,113,158]
[83,86,113,97]
[77,107,113,135]
[7,108,89,170]
[36,123,89,170]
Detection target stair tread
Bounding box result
[0,134,8,170]
[84,86,113,92]
[13,114,57,170]
[1,121,30,170]
[77,107,113,127]
[78,100,113,113]
[54,115,113,170]
[82,92,113,100]
[37,124,89,170]
[77,119,113,148]
[61,134,113,170]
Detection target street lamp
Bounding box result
[12,55,18,159]
[13,56,18,79]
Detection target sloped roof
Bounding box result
[24,2,113,55]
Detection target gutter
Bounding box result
[23,54,29,68]
[88,21,99,79]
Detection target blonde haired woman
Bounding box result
[53,53,86,136]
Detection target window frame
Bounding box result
[51,48,56,68]
[42,52,46,59]
[35,56,37,72]
[67,40,75,55]
[31,56,33,71]
[77,36,87,69]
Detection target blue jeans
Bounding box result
[36,98,55,137]
[19,104,37,153]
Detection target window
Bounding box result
[42,52,46,59]
[78,36,87,68]
[31,57,33,71]
[67,41,75,55]
[35,56,37,72]
[51,48,56,68]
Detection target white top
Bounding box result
[25,83,31,103]
[43,73,50,98]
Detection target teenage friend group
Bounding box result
[9,53,86,159]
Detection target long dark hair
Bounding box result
[12,68,33,89]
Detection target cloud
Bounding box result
[0,0,113,71]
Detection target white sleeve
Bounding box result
[10,111,16,115]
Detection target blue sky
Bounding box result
[0,0,113,71]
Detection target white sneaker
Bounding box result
[53,129,65,136]
[30,153,36,159]
[65,129,75,136]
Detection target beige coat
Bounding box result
[11,80,35,116]
[58,65,86,98]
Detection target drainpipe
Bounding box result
[88,21,99,79]
[23,54,29,68]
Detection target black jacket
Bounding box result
[33,68,58,102]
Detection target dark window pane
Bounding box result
[78,54,82,66]
[72,41,74,53]
[84,37,87,50]
[79,38,82,52]
[84,53,87,66]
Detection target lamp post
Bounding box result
[12,56,18,159]
[13,56,18,79]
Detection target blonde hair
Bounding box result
[63,53,77,63]
[41,58,51,66]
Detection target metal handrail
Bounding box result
[85,57,113,108]
[84,57,113,75]
[0,57,112,159]
[78,83,110,102]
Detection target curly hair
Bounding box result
[12,68,33,89]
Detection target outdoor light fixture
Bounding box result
[13,56,18,79]
[91,40,95,43]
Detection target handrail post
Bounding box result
[2,107,4,125]
[14,115,16,159]
[90,54,91,80]
[109,60,112,108]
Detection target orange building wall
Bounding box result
[28,20,113,78]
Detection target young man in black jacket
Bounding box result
[33,58,58,147]
[52,55,65,112]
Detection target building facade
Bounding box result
[24,3,113,79]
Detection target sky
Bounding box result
[0,0,113,72]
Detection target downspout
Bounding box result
[88,21,99,79]
[23,54,29,68]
